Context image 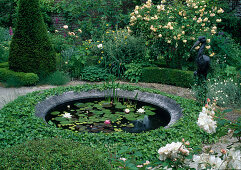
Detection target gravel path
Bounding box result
[0,81,194,109]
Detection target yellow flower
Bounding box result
[101,57,103,59]
[207,39,211,43]
[98,60,101,63]
[183,40,187,43]
[181,26,185,29]
[216,19,222,23]
[182,31,185,35]
[158,34,162,38]
[97,41,100,42]
[78,29,82,33]
[217,8,224,14]
[106,31,109,34]
[167,40,171,43]
[195,46,200,50]
[206,45,211,49]
[101,51,104,53]
[203,17,208,22]
[63,25,68,29]
[210,52,215,57]
[210,13,215,17]
[106,24,109,26]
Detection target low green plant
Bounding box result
[81,66,114,82]
[206,77,241,108]
[0,138,111,169]
[0,67,39,86]
[42,70,70,86]
[0,62,8,68]
[124,63,145,83]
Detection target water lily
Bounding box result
[124,108,130,113]
[63,112,72,118]
[137,108,145,113]
[104,120,111,125]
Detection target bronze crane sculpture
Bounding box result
[190,36,210,79]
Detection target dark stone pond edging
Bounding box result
[35,89,182,128]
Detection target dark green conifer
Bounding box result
[8,0,56,75]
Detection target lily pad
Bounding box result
[50,111,60,115]
[54,117,68,121]
[75,103,86,108]
[145,110,156,116]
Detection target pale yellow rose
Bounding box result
[206,45,211,49]
[183,40,187,43]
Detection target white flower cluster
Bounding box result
[190,153,227,169]
[158,142,189,161]
[190,148,241,170]
[197,101,217,134]
[226,148,241,169]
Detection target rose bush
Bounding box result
[128,0,224,69]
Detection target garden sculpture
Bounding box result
[190,36,210,79]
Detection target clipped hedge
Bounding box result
[0,83,221,165]
[0,68,39,86]
[0,62,8,68]
[0,138,111,169]
[8,0,56,75]
[141,67,194,88]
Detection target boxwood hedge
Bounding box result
[0,83,221,164]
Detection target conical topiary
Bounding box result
[8,0,56,75]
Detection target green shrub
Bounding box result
[0,68,39,86]
[81,66,114,82]
[0,62,8,68]
[0,138,111,169]
[141,67,194,88]
[206,77,241,108]
[93,29,146,77]
[8,0,56,76]
[43,70,70,86]
[210,32,241,69]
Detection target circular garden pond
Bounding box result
[36,89,182,133]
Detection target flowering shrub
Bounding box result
[128,0,225,68]
[197,99,217,133]
[190,147,241,169]
[158,141,190,161]
[206,77,241,108]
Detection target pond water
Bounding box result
[46,98,171,133]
